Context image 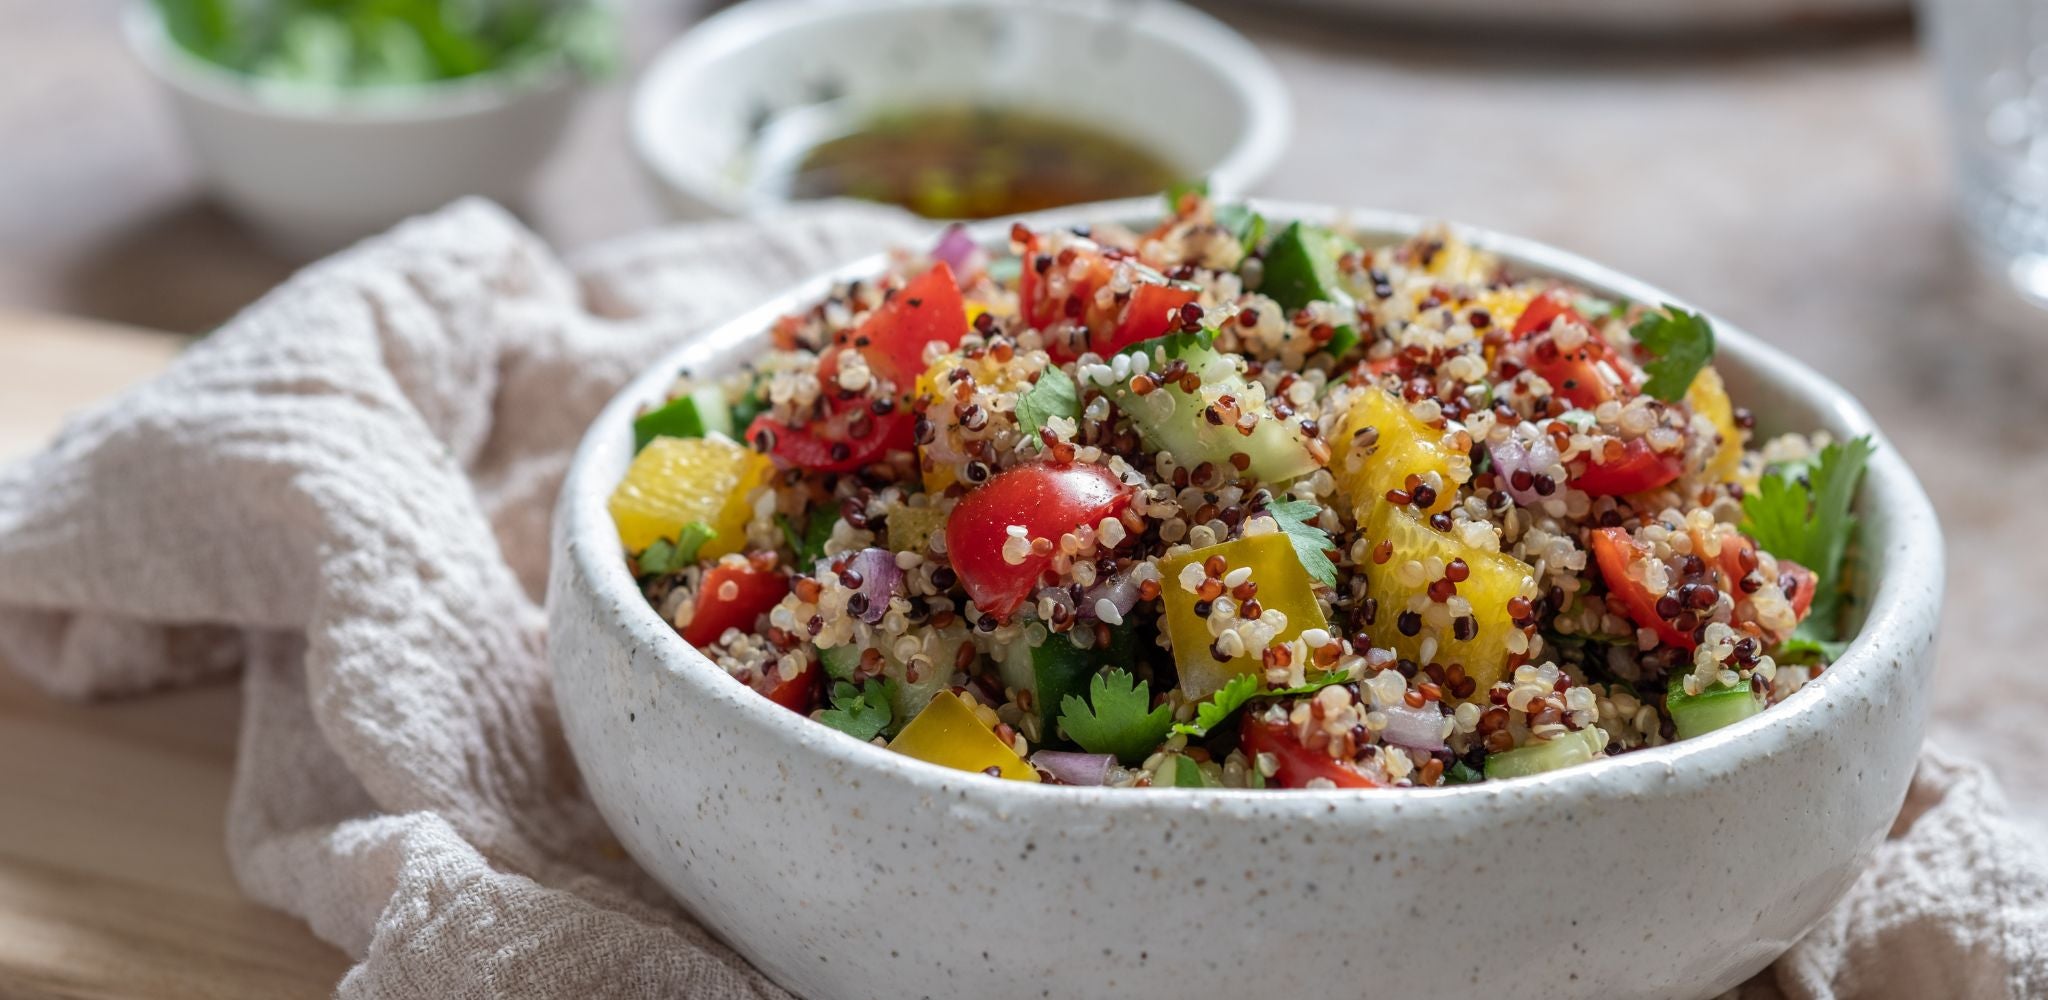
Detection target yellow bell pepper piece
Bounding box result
[607,436,770,558]
[885,504,949,554]
[1159,533,1329,700]
[888,690,1039,781]
[1685,366,1743,484]
[1362,501,1536,698]
[914,350,1034,496]
[1334,388,1461,519]
[1420,234,1498,286]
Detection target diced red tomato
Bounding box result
[1528,331,1635,410]
[1094,281,1199,356]
[1512,290,1581,339]
[944,462,1135,620]
[1016,231,1115,331]
[746,407,913,475]
[1571,439,1683,496]
[756,658,822,713]
[1240,714,1382,789]
[1778,560,1817,621]
[684,561,791,648]
[826,263,968,384]
[1590,528,1695,650]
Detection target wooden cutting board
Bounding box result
[0,312,348,1000]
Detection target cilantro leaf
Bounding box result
[1014,365,1079,443]
[1631,305,1715,402]
[636,520,716,577]
[1774,629,1851,664]
[1740,435,1875,641]
[1171,670,1351,737]
[1057,669,1173,764]
[1170,755,1207,788]
[1264,497,1340,589]
[816,679,895,742]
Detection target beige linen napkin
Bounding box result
[0,201,2041,999]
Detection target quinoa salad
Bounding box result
[606,191,1872,790]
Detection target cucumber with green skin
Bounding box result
[1259,221,1361,359]
[1667,681,1764,740]
[633,384,733,450]
[1108,337,1319,484]
[1483,727,1608,780]
[998,621,1138,736]
[817,626,975,733]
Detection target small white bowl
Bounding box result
[125,2,584,258]
[630,0,1291,219]
[549,200,1946,1000]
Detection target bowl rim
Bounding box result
[627,0,1293,218]
[122,0,580,122]
[557,196,1944,814]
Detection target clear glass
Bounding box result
[1922,0,2048,307]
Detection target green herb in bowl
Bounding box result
[152,0,616,88]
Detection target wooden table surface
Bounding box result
[4,3,2048,998]
[0,315,349,999]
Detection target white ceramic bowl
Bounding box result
[124,2,583,258]
[549,200,1944,1000]
[629,0,1291,219]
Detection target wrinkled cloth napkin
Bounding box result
[1,201,2043,999]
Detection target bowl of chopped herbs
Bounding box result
[128,0,616,255]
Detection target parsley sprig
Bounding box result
[1632,305,1715,402]
[777,511,836,566]
[1171,670,1351,738]
[816,679,895,742]
[1057,669,1173,764]
[1739,435,1875,644]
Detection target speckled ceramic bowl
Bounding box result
[548,200,1943,1000]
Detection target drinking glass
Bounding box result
[1922,0,2048,307]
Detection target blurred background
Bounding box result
[0,0,2044,808]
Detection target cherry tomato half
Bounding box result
[1571,439,1683,496]
[1512,289,1582,339]
[756,658,822,713]
[746,407,914,475]
[1778,560,1817,622]
[1240,713,1382,788]
[944,462,1134,620]
[826,263,968,384]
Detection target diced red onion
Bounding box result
[1032,750,1116,786]
[931,224,983,280]
[1077,572,1140,622]
[1488,435,1559,507]
[847,548,904,624]
[1379,703,1448,752]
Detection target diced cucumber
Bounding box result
[818,644,863,682]
[888,625,974,728]
[1259,221,1363,360]
[997,621,1132,734]
[633,384,733,451]
[1109,339,1318,484]
[1483,728,1608,780]
[1667,681,1764,740]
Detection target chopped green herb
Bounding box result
[1264,497,1339,589]
[1170,755,1207,788]
[1740,435,1874,641]
[1443,760,1486,785]
[1163,178,1210,209]
[778,511,837,566]
[1171,670,1351,737]
[1116,326,1217,363]
[1014,365,1079,444]
[1632,305,1716,402]
[635,520,716,577]
[816,679,895,742]
[152,0,617,86]
[1213,203,1267,255]
[1057,669,1173,764]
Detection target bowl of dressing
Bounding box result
[629,0,1290,220]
